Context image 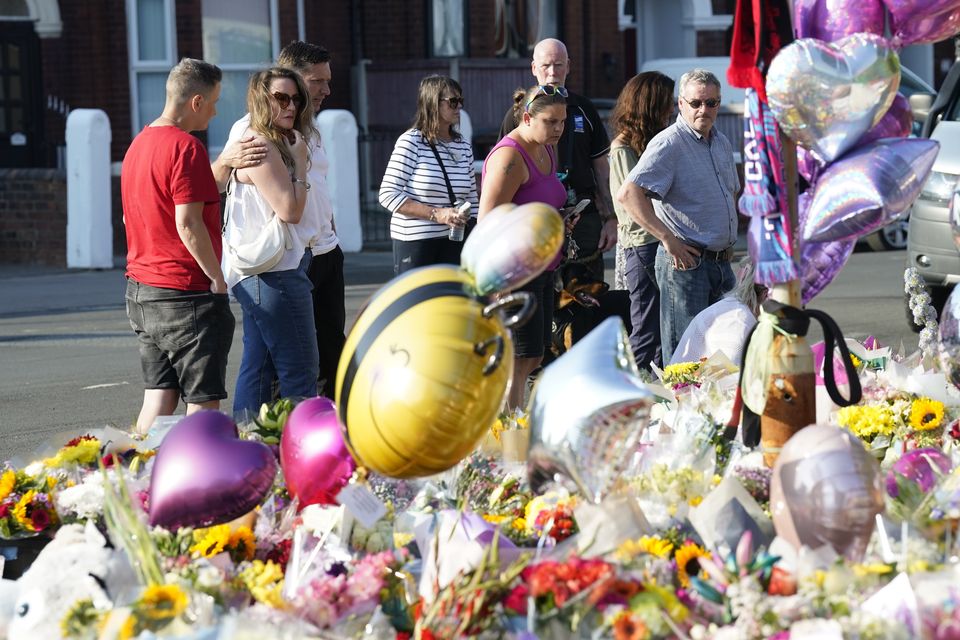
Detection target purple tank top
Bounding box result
[483,136,568,209]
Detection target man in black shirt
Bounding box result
[499,38,615,282]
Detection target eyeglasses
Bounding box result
[525,84,568,112]
[440,96,464,108]
[272,91,304,109]
[682,97,721,109]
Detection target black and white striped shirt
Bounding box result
[379,129,479,241]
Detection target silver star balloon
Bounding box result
[527,317,655,503]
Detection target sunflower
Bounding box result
[228,526,256,561]
[190,524,231,558]
[674,542,710,588]
[138,584,188,621]
[910,397,945,432]
[0,470,15,502]
[12,490,36,531]
[616,535,674,561]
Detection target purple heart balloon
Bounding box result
[799,191,856,304]
[887,0,960,46]
[797,93,912,183]
[149,411,277,529]
[802,137,940,243]
[795,0,886,41]
[280,397,356,509]
[886,448,952,497]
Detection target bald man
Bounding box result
[499,38,615,283]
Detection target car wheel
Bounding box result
[866,218,909,251]
[905,284,952,332]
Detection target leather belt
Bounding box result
[698,246,734,262]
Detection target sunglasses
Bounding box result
[272,91,304,109]
[682,97,721,109]
[441,96,464,108]
[524,84,569,112]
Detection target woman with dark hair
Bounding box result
[480,84,568,409]
[379,75,478,274]
[609,71,676,370]
[222,67,320,413]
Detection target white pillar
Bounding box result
[66,109,112,269]
[317,109,363,252]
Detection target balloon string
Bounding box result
[758,310,798,343]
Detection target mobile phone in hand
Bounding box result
[456,201,472,215]
[563,198,591,220]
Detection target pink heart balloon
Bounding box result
[149,411,277,529]
[280,397,356,508]
[795,0,886,41]
[887,0,960,46]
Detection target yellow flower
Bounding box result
[44,439,101,467]
[662,361,701,384]
[850,353,862,369]
[138,584,188,621]
[117,614,137,640]
[674,542,710,588]
[482,514,510,525]
[512,517,527,531]
[853,563,893,578]
[0,470,15,502]
[239,560,286,609]
[228,526,256,561]
[190,525,231,558]
[910,397,945,432]
[12,490,35,531]
[616,535,674,561]
[836,404,895,439]
[490,418,504,442]
[688,496,703,507]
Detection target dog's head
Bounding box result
[558,263,608,309]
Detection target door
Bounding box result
[0,21,43,168]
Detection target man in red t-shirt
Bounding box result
[122,58,236,433]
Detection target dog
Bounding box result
[547,262,632,362]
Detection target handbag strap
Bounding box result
[221,167,237,234]
[428,141,457,206]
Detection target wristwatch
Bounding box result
[292,177,311,190]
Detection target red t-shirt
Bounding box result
[122,126,222,290]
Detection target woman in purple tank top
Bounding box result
[479,85,570,410]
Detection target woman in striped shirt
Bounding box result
[379,75,479,275]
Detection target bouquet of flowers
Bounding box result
[0,467,58,538]
[834,392,956,460]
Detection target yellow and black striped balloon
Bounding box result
[335,265,512,478]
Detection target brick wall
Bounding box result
[0,170,67,266]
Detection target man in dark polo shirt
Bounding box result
[498,38,615,282]
[616,69,740,364]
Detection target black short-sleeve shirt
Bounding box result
[498,90,610,199]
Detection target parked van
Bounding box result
[906,60,960,328]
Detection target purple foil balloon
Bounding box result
[280,397,356,508]
[886,448,952,497]
[795,0,886,40]
[887,0,960,46]
[798,191,856,304]
[149,411,278,529]
[802,137,940,243]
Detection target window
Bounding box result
[429,0,466,57]
[0,0,29,16]
[126,0,176,136]
[202,0,279,151]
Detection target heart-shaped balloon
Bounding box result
[797,92,912,183]
[767,33,901,164]
[280,397,356,508]
[939,286,960,392]
[149,411,277,529]
[461,202,564,295]
[794,0,886,41]
[887,0,960,46]
[802,137,939,243]
[798,191,856,303]
[527,317,654,504]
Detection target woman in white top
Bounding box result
[379,75,478,274]
[671,258,769,365]
[223,67,320,413]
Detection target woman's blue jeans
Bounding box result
[232,250,319,413]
